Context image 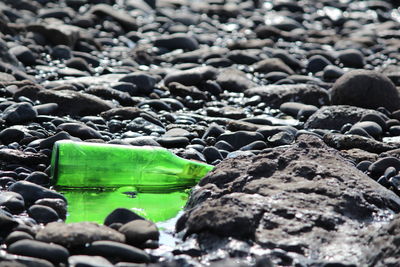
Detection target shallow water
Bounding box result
[61,186,189,224]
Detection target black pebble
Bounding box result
[104,208,145,226]
[368,157,400,178]
[28,204,59,224]
[8,239,69,264]
[203,146,223,163]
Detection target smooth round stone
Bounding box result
[186,144,204,153]
[323,65,344,81]
[341,123,353,134]
[384,166,397,179]
[51,45,72,59]
[338,49,365,68]
[28,204,59,224]
[0,128,25,145]
[8,239,69,264]
[0,191,25,214]
[240,140,268,151]
[35,198,67,220]
[217,131,265,150]
[25,171,49,186]
[214,140,234,152]
[0,177,16,187]
[2,102,38,124]
[377,176,391,188]
[8,181,66,206]
[356,160,372,172]
[265,71,289,82]
[280,102,318,118]
[203,146,224,163]
[157,136,189,148]
[331,70,400,111]
[202,124,225,139]
[191,138,206,146]
[5,231,34,246]
[389,125,400,136]
[104,208,145,226]
[346,127,373,139]
[360,113,387,131]
[368,157,400,178]
[350,121,382,138]
[84,240,150,263]
[306,55,332,73]
[387,119,400,128]
[119,219,159,246]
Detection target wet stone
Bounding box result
[0,192,24,214]
[104,208,145,226]
[28,204,59,224]
[4,231,34,246]
[8,181,65,206]
[36,222,125,249]
[331,70,400,112]
[83,240,150,263]
[34,198,67,220]
[119,219,159,247]
[2,102,38,124]
[8,239,69,264]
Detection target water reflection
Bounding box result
[61,186,189,224]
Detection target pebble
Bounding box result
[0,128,25,145]
[25,171,49,186]
[368,157,400,178]
[36,222,125,249]
[8,181,66,206]
[119,219,159,246]
[84,240,150,263]
[0,192,25,214]
[203,146,224,163]
[28,204,59,224]
[5,231,34,246]
[104,208,145,226]
[57,122,103,140]
[154,33,199,51]
[7,239,69,264]
[306,55,332,73]
[338,49,365,68]
[2,103,38,124]
[331,70,400,111]
[217,131,265,150]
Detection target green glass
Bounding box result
[51,140,214,193]
[61,186,188,224]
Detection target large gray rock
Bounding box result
[363,214,400,266]
[176,135,400,265]
[244,84,329,108]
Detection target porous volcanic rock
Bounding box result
[176,134,400,265]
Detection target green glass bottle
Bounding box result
[51,140,214,193]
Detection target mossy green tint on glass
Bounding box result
[51,140,214,192]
